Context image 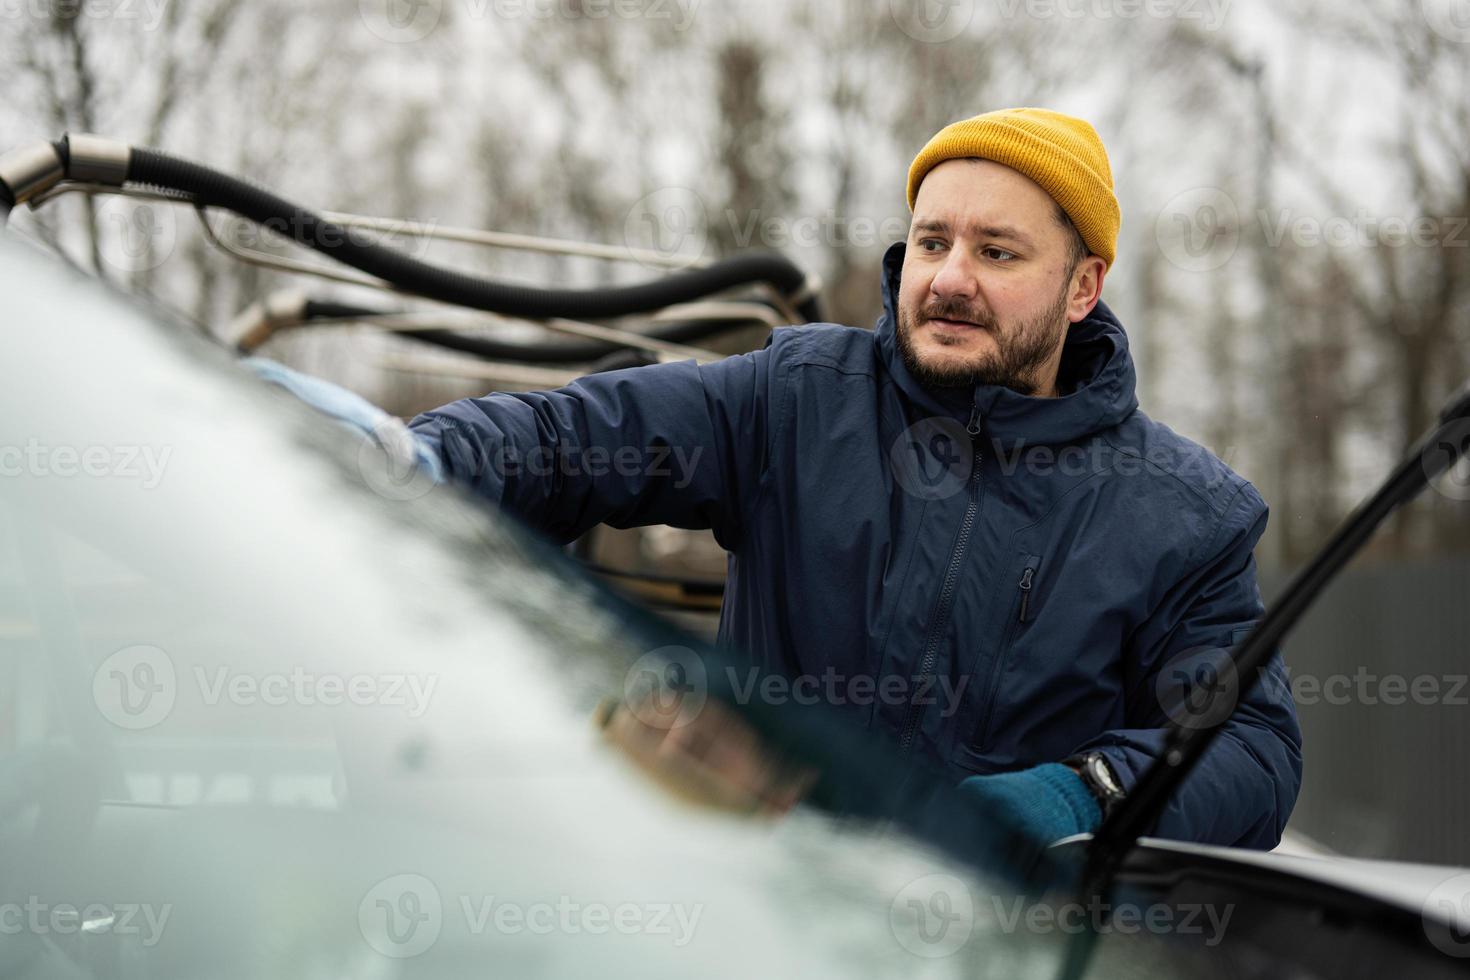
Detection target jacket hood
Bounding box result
[873,240,1138,448]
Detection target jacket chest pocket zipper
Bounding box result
[970,554,1041,751]
[1017,565,1035,623]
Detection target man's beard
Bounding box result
[896,282,1070,396]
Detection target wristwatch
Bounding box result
[1068,752,1126,818]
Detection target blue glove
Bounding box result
[242,357,444,485]
[956,763,1102,845]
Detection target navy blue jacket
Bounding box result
[410,241,1303,849]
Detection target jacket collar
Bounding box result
[873,240,1138,449]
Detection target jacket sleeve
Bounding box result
[406,347,777,549]
[1068,482,1304,849]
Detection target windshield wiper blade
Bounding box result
[1056,379,1470,979]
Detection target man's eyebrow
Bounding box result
[912,217,1035,249]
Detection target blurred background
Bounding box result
[3,0,1468,864]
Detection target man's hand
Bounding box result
[244,357,444,483]
[956,763,1102,844]
[597,695,815,817]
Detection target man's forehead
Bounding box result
[918,156,1054,201]
[911,159,1055,244]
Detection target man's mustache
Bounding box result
[917,300,998,330]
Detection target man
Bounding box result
[267,108,1302,848]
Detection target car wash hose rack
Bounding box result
[0,133,825,327]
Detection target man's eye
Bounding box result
[919,238,946,252]
[984,247,1017,261]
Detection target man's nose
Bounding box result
[928,249,980,302]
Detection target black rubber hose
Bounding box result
[303,300,396,320]
[125,146,823,322]
[300,299,771,364]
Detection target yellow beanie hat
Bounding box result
[906,107,1120,269]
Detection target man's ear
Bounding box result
[1067,256,1107,324]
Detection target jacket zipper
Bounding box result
[898,400,985,752]
[971,556,1040,750]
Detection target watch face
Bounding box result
[1089,756,1122,796]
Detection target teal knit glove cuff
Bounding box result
[956,762,1103,845]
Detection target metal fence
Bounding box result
[1261,557,1470,866]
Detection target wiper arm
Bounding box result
[1058,379,1470,979]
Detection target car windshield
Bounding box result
[0,235,1220,979]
